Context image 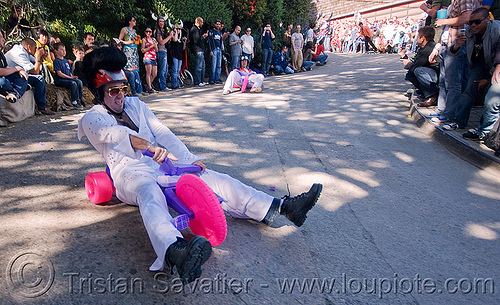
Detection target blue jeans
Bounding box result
[478,79,500,137]
[54,78,83,101]
[405,67,439,99]
[231,55,240,70]
[313,54,328,65]
[194,51,206,85]
[0,73,28,96]
[28,74,47,110]
[157,51,168,90]
[262,48,273,74]
[453,64,491,128]
[171,57,182,88]
[274,65,294,74]
[124,70,143,95]
[209,48,222,83]
[303,61,314,70]
[437,46,468,119]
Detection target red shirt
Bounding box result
[312,45,324,59]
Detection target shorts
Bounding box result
[143,59,157,66]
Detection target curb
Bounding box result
[409,99,500,177]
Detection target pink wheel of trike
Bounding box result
[85,171,114,204]
[176,174,227,246]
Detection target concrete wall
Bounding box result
[310,0,410,21]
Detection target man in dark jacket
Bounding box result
[189,17,208,86]
[399,26,439,107]
[272,45,294,74]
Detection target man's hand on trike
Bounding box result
[192,160,206,172]
[149,146,178,164]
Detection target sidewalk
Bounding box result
[408,93,500,176]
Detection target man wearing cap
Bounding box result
[78,47,323,284]
[222,55,265,94]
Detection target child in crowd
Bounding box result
[53,42,84,110]
[72,45,87,87]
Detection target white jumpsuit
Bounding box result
[223,68,265,92]
[78,97,274,271]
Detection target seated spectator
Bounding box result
[302,41,315,71]
[222,55,264,94]
[463,80,500,141]
[399,26,439,107]
[83,33,95,54]
[375,34,389,53]
[53,42,84,110]
[35,29,55,82]
[272,45,294,74]
[443,8,500,131]
[5,38,54,115]
[312,39,328,66]
[0,30,28,103]
[72,45,87,87]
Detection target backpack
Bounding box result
[484,118,500,151]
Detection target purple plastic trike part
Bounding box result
[172,214,190,231]
[163,188,195,219]
[142,149,202,175]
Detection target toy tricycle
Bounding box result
[84,149,227,246]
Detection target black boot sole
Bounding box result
[177,236,212,284]
[290,183,323,227]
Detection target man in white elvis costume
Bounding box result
[223,54,264,94]
[78,47,322,284]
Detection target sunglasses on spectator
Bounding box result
[145,30,152,33]
[107,85,129,97]
[468,18,486,25]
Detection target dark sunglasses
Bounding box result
[145,30,152,33]
[468,18,486,26]
[107,85,129,97]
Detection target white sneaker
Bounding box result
[198,82,207,87]
[250,87,262,93]
[443,122,460,131]
[222,89,231,95]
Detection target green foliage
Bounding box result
[161,0,233,29]
[282,0,310,26]
[231,0,266,24]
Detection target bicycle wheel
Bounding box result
[176,174,227,246]
[180,70,194,86]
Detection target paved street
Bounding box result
[1,53,499,304]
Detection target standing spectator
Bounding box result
[5,38,54,115]
[83,33,95,54]
[72,45,87,87]
[291,25,304,72]
[229,26,243,70]
[119,15,140,74]
[208,20,223,84]
[141,26,158,94]
[0,31,27,103]
[170,25,186,89]
[189,17,208,87]
[306,22,315,43]
[442,8,500,130]
[241,27,255,66]
[359,22,377,52]
[261,22,275,76]
[52,42,84,110]
[312,39,328,66]
[302,41,315,71]
[154,17,173,91]
[283,24,293,57]
[111,38,143,96]
[400,26,440,107]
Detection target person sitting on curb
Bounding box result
[272,45,294,75]
[0,30,28,103]
[223,55,265,94]
[399,26,439,107]
[5,38,54,115]
[53,42,84,110]
[78,47,323,284]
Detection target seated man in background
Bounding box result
[5,38,54,115]
[272,45,294,75]
[0,30,28,103]
[223,55,264,94]
[399,26,439,107]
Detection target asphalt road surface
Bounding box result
[1,53,499,304]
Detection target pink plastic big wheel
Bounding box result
[176,174,227,246]
[85,172,113,204]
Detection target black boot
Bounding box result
[280,183,322,227]
[165,236,212,284]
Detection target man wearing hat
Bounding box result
[78,47,323,284]
[223,55,265,94]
